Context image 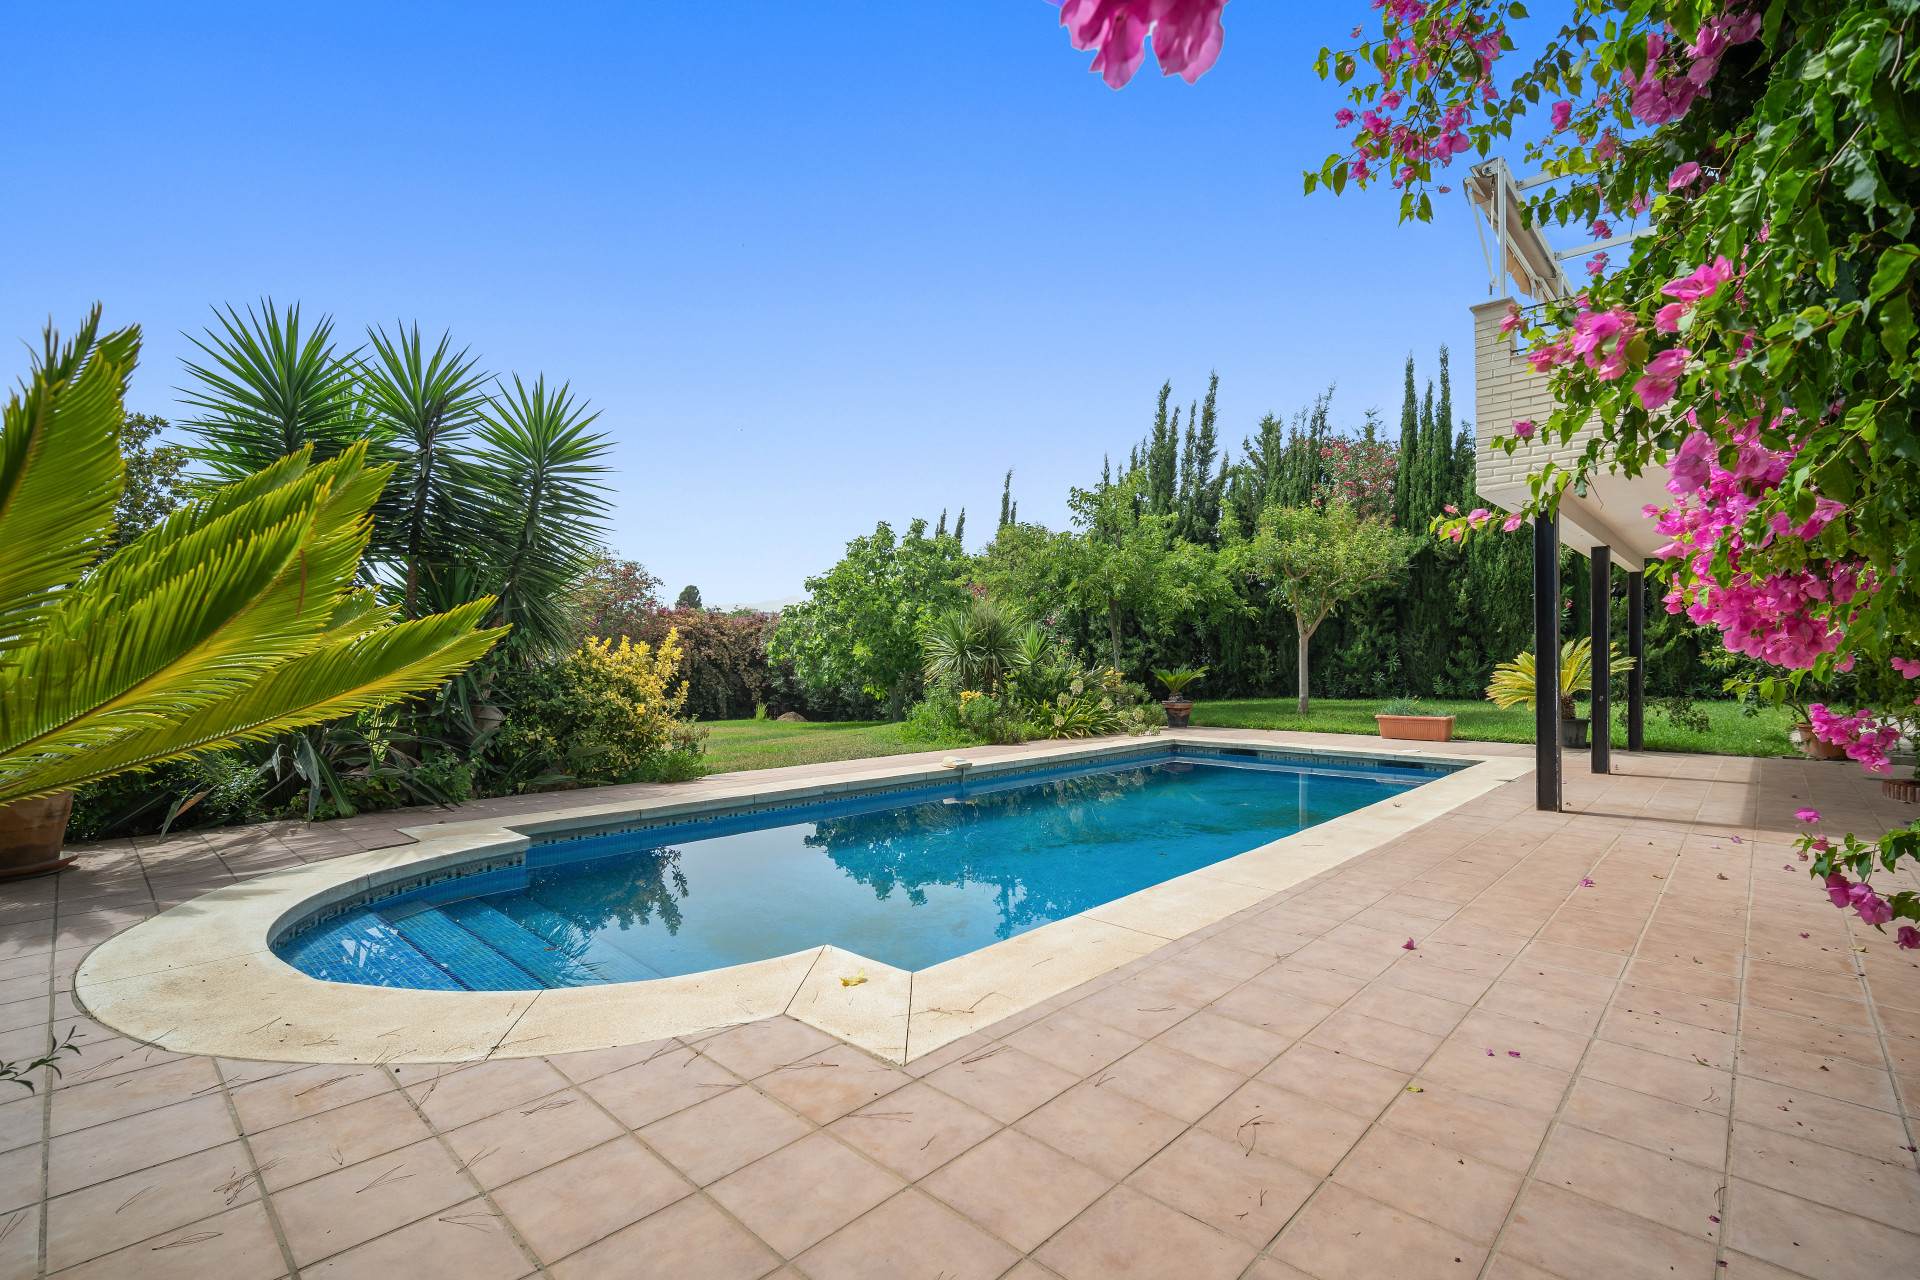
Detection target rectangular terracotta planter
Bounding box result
[1375,714,1456,742]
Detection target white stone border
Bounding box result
[74,733,1527,1065]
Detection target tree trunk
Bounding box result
[1297,623,1311,716]
[1107,598,1123,673]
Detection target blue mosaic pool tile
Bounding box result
[438,900,608,988]
[380,907,542,991]
[491,897,663,983]
[277,911,463,990]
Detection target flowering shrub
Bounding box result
[1793,808,1919,948]
[493,633,694,787]
[1313,435,1399,519]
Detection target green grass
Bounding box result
[1189,697,1800,758]
[698,719,939,773]
[692,697,1799,776]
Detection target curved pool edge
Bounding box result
[73,735,1528,1067]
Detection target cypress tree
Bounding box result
[999,469,1015,528]
[1393,355,1420,528]
[934,509,947,538]
[953,508,965,544]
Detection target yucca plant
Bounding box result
[922,596,1025,697]
[0,311,508,818]
[1486,638,1635,720]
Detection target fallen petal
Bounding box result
[1402,938,1417,950]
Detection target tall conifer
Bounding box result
[1393,354,1419,528]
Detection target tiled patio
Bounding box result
[3,731,1917,1279]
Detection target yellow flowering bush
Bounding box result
[493,632,694,787]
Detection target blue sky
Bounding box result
[3,2,1546,606]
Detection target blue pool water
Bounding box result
[275,748,1444,989]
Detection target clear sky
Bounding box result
[3,2,1558,607]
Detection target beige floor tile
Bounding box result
[700,1017,840,1080]
[640,1085,812,1187]
[1534,1125,1724,1242]
[1333,1125,1522,1244]
[300,1198,531,1279]
[244,1089,431,1192]
[1502,1180,1720,1280]
[1559,1075,1728,1167]
[1154,1009,1290,1075]
[1063,983,1195,1040]
[226,1063,397,1133]
[43,1140,259,1272]
[549,1193,778,1280]
[1305,1009,1442,1074]
[1378,1082,1553,1173]
[922,1129,1110,1251]
[44,1093,235,1198]
[1418,1038,1572,1114]
[1016,1080,1184,1180]
[795,1189,1019,1280]
[1126,1127,1318,1247]
[1005,1011,1145,1077]
[1036,1185,1256,1280]
[1730,1075,1914,1162]
[1726,1177,1920,1280]
[271,1135,473,1267]
[1735,1038,1899,1111]
[400,1058,573,1132]
[826,1081,1000,1181]
[577,1043,741,1129]
[47,1055,220,1137]
[1729,1121,1920,1231]
[1271,1182,1485,1280]
[1256,1041,1409,1120]
[1581,1038,1732,1112]
[1197,1079,1370,1177]
[445,1088,623,1189]
[46,1200,285,1280]
[923,1044,1080,1124]
[1204,982,1336,1039]
[1098,1041,1243,1123]
[753,1044,911,1125]
[711,1132,902,1256]
[490,1137,688,1263]
[1344,982,1472,1038]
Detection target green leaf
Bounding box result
[1881,294,1916,367]
[1869,245,1920,300]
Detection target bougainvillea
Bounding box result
[1042,1,1920,931]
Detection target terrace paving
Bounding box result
[3,729,1918,1279]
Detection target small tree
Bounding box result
[675,584,703,611]
[1238,501,1411,715]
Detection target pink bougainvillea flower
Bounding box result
[1800,932,1810,938]
[1669,162,1702,190]
[1502,513,1524,533]
[1823,871,1853,909]
[1655,302,1688,333]
[1334,107,1355,127]
[1512,419,1536,439]
[1402,938,1417,950]
[1666,430,1714,495]
[1898,925,1920,950]
[1796,807,1821,823]
[1507,1050,1522,1057]
[1550,100,1573,130]
[1499,304,1524,335]
[1634,346,1689,411]
[1579,877,1594,888]
[1848,882,1894,927]
[1056,0,1228,90]
[1894,657,1920,679]
[1589,219,1613,239]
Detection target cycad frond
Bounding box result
[0,308,137,660]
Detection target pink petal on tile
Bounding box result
[1507,1051,1522,1058]
[1402,938,1417,950]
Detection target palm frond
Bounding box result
[179,299,376,480]
[0,602,508,804]
[0,310,138,660]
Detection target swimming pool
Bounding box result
[275,746,1449,990]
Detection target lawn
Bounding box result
[696,697,1801,776]
[699,719,938,773]
[1189,697,1801,758]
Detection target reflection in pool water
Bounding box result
[275,751,1437,990]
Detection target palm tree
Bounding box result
[923,596,1025,697]
[179,300,373,480]
[471,375,612,658]
[1486,638,1635,720]
[361,324,492,619]
[0,312,507,817]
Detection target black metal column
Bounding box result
[1628,569,1645,751]
[1534,512,1561,811]
[1590,545,1611,774]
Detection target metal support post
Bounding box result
[1534,512,1561,811]
[1590,545,1611,775]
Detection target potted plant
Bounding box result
[1375,697,1455,742]
[0,793,77,880]
[1485,638,1635,749]
[1152,667,1206,728]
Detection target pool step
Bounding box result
[438,900,609,988]
[490,897,664,983]
[279,911,464,991]
[380,906,545,991]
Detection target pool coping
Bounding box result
[73,732,1528,1066]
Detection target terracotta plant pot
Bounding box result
[0,792,77,880]
[1560,718,1590,749]
[1375,714,1455,742]
[1793,723,1848,760]
[1162,700,1193,728]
